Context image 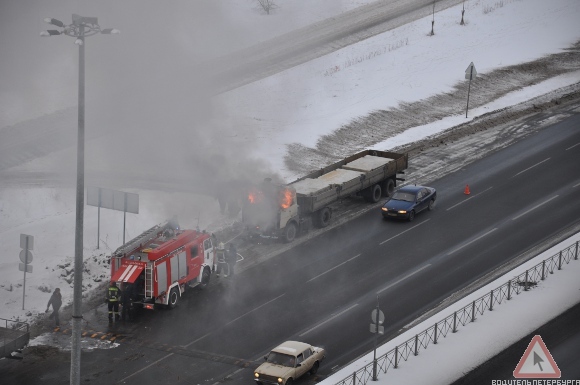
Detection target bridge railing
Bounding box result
[332,240,579,385]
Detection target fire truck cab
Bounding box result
[110,219,215,310]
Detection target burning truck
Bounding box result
[242,149,408,242]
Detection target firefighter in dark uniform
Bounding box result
[120,283,134,322]
[107,281,121,323]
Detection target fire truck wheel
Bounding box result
[168,288,179,309]
[199,267,211,290]
[283,222,297,243]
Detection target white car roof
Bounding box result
[271,341,311,356]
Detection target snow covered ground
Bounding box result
[1,0,580,378]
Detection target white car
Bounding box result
[254,341,326,385]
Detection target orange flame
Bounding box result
[279,188,294,209]
[248,189,263,204]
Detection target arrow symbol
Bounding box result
[533,352,544,371]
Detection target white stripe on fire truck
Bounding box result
[119,265,138,282]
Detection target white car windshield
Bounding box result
[392,192,416,202]
[267,352,296,367]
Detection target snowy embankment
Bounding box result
[320,230,580,385]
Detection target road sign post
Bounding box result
[370,295,384,381]
[19,234,34,310]
[465,62,477,118]
[87,186,139,249]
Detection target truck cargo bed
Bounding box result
[290,150,408,213]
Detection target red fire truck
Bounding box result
[109,219,216,310]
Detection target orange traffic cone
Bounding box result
[464,185,471,195]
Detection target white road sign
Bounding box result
[19,263,33,273]
[465,62,477,80]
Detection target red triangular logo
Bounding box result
[513,335,561,378]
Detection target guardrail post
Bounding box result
[452,311,457,333]
[489,290,494,311]
[524,270,529,291]
[507,280,512,300]
[414,334,419,356]
[352,371,356,385]
[433,323,438,344]
[558,251,563,270]
[575,241,579,260]
[541,260,546,280]
[471,301,476,321]
[394,346,399,369]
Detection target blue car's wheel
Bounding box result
[408,210,415,221]
[428,198,435,211]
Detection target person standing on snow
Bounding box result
[107,281,121,323]
[46,288,62,327]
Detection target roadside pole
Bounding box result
[19,234,34,310]
[370,295,384,381]
[465,62,477,118]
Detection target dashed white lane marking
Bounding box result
[225,293,286,326]
[446,187,493,211]
[512,195,559,221]
[376,264,431,294]
[306,254,361,283]
[512,158,550,178]
[379,219,430,245]
[299,304,358,337]
[448,228,498,255]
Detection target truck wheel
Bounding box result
[382,179,395,197]
[283,222,297,243]
[168,288,179,309]
[364,184,382,203]
[199,267,211,290]
[315,207,332,228]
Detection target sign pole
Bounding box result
[373,295,379,381]
[465,66,473,118]
[464,62,477,118]
[22,236,29,310]
[97,188,101,249]
[123,193,127,244]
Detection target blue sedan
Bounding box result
[381,185,436,221]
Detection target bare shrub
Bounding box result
[256,0,277,15]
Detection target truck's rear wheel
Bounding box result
[283,222,297,243]
[168,287,179,309]
[382,179,395,197]
[315,207,332,228]
[364,184,382,203]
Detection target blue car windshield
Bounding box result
[392,192,416,202]
[266,352,296,367]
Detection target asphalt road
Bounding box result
[2,103,578,385]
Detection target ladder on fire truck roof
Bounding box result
[112,221,173,257]
[144,264,153,299]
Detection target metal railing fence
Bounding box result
[333,240,579,385]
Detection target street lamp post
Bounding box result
[41,15,118,385]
